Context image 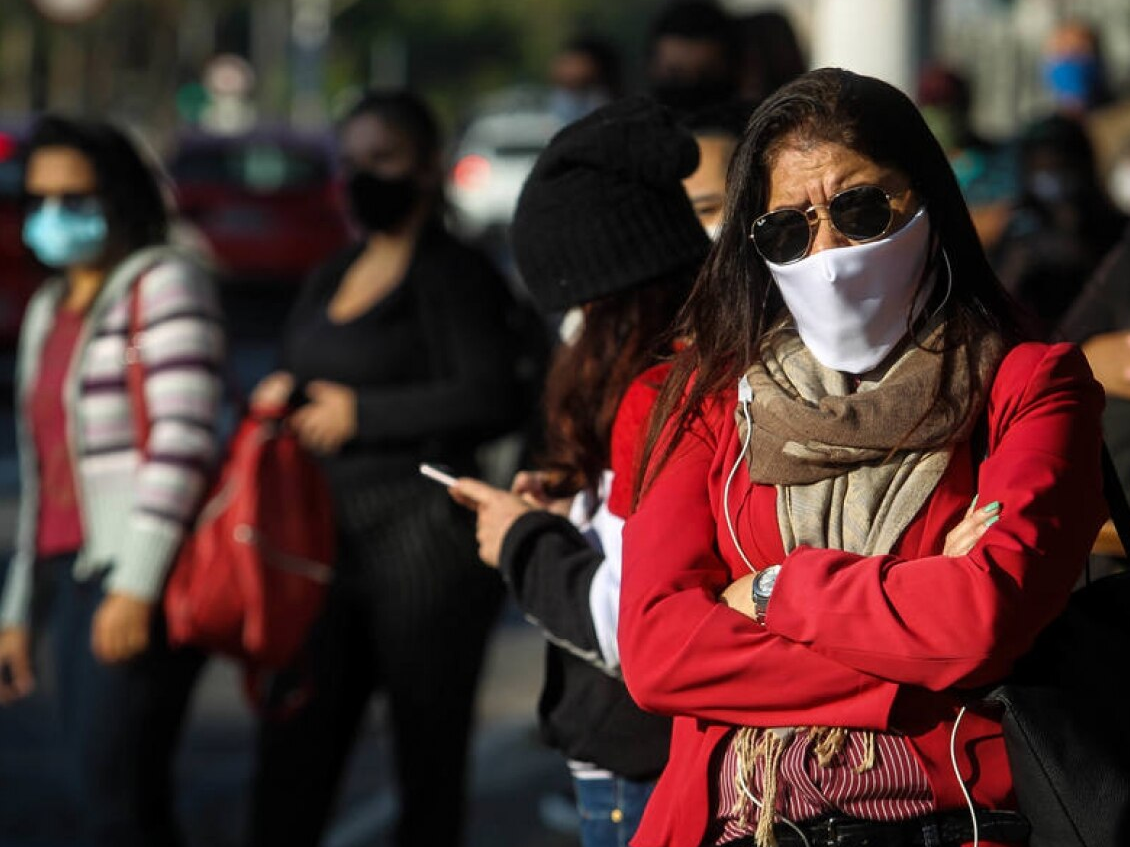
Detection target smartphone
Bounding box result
[419,462,458,487]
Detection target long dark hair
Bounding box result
[541,272,692,499]
[341,89,442,163]
[23,114,170,250]
[637,68,1026,500]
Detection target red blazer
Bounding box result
[619,342,1105,847]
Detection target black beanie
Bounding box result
[511,96,711,312]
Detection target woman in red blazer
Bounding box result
[619,68,1105,847]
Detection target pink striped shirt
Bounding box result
[711,728,933,844]
[0,247,224,628]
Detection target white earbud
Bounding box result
[739,374,752,403]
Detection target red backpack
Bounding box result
[127,283,336,669]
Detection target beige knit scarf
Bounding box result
[731,319,1004,846]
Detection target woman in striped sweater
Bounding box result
[0,115,225,846]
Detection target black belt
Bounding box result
[721,809,1029,847]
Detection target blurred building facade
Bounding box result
[932,0,1130,141]
[1,1,1129,156]
[731,0,1130,143]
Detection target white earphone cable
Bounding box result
[727,375,810,844]
[724,376,756,574]
[949,705,980,847]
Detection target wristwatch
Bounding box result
[751,565,781,623]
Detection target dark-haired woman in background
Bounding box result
[246,90,522,847]
[0,115,225,846]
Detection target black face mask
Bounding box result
[650,78,735,115]
[345,170,419,233]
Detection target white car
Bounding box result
[446,87,564,243]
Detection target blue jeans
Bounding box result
[34,555,205,847]
[572,772,656,847]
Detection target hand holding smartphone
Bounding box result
[418,468,530,567]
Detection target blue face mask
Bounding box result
[1042,56,1100,107]
[548,87,610,126]
[23,199,109,268]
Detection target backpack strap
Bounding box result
[125,267,159,454]
[1101,444,1130,553]
[970,412,989,487]
[125,266,244,455]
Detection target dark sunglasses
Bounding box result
[749,184,900,265]
[23,192,101,216]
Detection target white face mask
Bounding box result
[765,206,932,374]
[704,220,723,242]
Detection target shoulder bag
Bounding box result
[979,443,1130,847]
[126,275,336,669]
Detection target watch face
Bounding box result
[756,565,780,596]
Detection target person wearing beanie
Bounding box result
[448,96,710,847]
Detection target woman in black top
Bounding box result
[247,90,519,847]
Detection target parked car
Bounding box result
[446,87,563,275]
[167,128,351,286]
[0,124,46,351]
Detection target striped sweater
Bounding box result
[0,246,225,627]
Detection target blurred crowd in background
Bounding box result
[1,0,1130,349]
[5,1,1130,846]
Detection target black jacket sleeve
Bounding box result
[497,510,617,676]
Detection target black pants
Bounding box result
[34,554,205,847]
[249,477,504,847]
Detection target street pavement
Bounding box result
[0,286,582,847]
[0,591,581,847]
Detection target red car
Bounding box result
[0,126,47,349]
[167,128,352,286]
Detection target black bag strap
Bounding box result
[1101,443,1130,553]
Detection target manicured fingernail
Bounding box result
[981,501,1001,514]
[984,514,1000,527]
[971,494,979,509]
